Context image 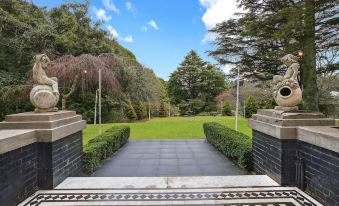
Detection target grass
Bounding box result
[83,116,252,145]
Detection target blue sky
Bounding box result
[33,0,240,79]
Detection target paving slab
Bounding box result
[92,139,246,177]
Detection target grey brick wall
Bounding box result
[298,141,339,206]
[253,129,339,206]
[0,131,83,206]
[252,130,296,185]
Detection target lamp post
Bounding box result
[235,66,240,131]
[98,68,102,134]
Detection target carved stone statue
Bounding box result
[30,54,59,113]
[273,54,302,110]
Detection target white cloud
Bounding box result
[124,35,133,43]
[141,26,148,32]
[92,7,112,22]
[107,25,119,39]
[147,20,158,30]
[222,64,234,74]
[202,32,217,43]
[126,2,132,10]
[126,1,137,16]
[102,0,119,14]
[200,0,242,29]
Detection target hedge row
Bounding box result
[83,126,130,174]
[203,122,253,171]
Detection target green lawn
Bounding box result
[83,116,251,144]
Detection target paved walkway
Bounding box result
[92,139,246,177]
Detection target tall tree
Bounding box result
[208,0,338,111]
[168,50,226,114]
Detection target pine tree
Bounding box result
[134,101,146,120]
[245,96,258,118]
[159,100,166,117]
[222,102,232,116]
[126,101,137,121]
[208,0,338,111]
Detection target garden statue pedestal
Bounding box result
[249,109,339,205]
[0,111,85,206]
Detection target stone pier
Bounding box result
[0,111,86,206]
[249,109,339,205]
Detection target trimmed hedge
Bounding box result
[83,126,130,174]
[203,122,253,171]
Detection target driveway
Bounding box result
[92,139,247,177]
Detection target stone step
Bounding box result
[56,176,279,189]
[257,109,325,119]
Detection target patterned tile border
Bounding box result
[20,187,323,206]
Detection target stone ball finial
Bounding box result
[30,54,59,113]
[273,54,302,111]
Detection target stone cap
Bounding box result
[0,111,86,154]
[249,109,335,139]
[297,126,339,153]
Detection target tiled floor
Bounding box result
[92,139,247,177]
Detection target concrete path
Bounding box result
[92,139,247,177]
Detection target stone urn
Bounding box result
[274,85,302,107]
[30,85,59,112]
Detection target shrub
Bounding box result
[126,101,137,121]
[203,122,253,171]
[134,101,146,120]
[245,96,258,118]
[83,126,130,174]
[159,100,166,117]
[222,101,232,116]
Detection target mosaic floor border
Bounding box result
[20,187,322,206]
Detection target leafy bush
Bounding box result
[83,126,130,174]
[134,101,146,120]
[245,96,258,118]
[159,100,166,117]
[126,101,137,121]
[222,101,232,116]
[203,122,253,171]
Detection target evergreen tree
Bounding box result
[126,101,137,121]
[159,100,166,117]
[134,101,146,120]
[208,0,338,111]
[222,102,232,116]
[168,50,226,114]
[245,96,258,118]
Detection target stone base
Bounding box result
[274,106,298,111]
[0,111,85,206]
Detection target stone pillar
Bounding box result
[249,109,334,185]
[0,111,85,206]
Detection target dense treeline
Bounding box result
[0,0,165,122]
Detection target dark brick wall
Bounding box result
[0,143,39,206]
[252,130,296,185]
[0,131,83,206]
[253,129,339,206]
[298,141,339,206]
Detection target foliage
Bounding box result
[83,116,252,142]
[245,96,258,118]
[159,100,166,117]
[0,0,165,121]
[126,100,137,121]
[83,126,130,174]
[222,102,232,116]
[208,0,338,111]
[134,101,146,120]
[203,122,253,171]
[168,50,226,114]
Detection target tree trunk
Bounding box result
[302,0,319,111]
